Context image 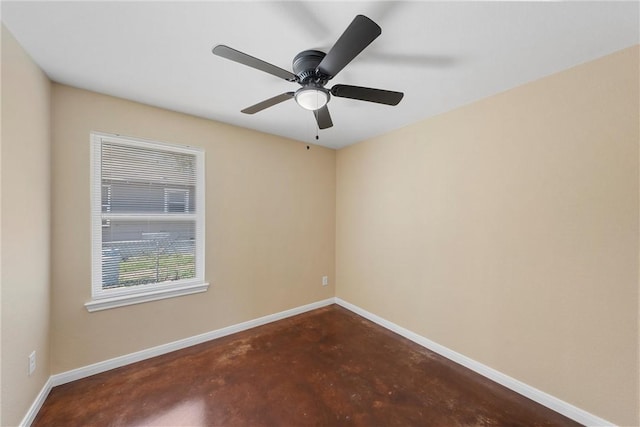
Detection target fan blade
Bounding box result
[241,92,295,114]
[314,105,333,129]
[213,45,297,82]
[316,15,381,79]
[331,84,404,106]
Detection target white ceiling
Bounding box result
[2,1,638,149]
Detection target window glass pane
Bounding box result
[164,188,190,213]
[101,142,196,215]
[102,184,112,212]
[102,220,196,289]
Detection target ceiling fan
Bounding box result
[212,15,404,130]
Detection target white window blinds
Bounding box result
[90,133,205,303]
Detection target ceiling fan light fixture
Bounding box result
[213,15,403,131]
[295,86,329,111]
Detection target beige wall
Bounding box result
[50,84,335,374]
[1,25,52,426]
[336,45,639,426]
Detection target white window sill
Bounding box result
[85,282,209,312]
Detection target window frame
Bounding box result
[86,132,208,312]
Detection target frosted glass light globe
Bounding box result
[295,87,329,111]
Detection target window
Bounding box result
[164,188,190,213]
[86,132,207,312]
[102,184,112,228]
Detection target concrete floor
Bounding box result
[33,304,581,426]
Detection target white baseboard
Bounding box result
[50,298,334,387]
[19,377,53,427]
[334,297,615,427]
[24,296,615,427]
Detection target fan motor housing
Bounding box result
[293,50,328,85]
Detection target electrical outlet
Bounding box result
[28,351,36,376]
[322,276,329,286]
